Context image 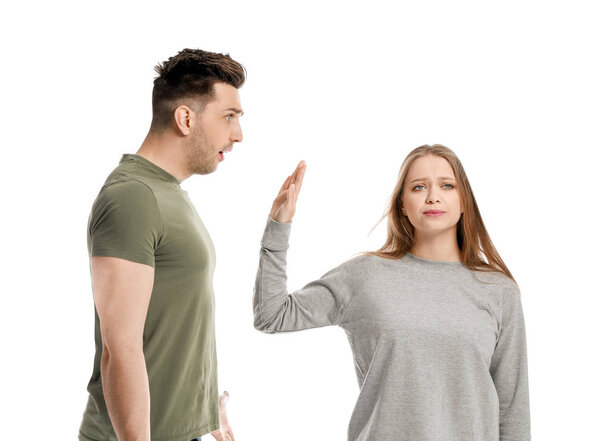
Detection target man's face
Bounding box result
[186,82,244,175]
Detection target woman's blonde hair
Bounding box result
[364,144,516,284]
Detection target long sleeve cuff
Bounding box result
[260,216,292,251]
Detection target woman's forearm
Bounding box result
[253,216,362,332]
[253,217,293,332]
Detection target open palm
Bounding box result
[269,160,306,223]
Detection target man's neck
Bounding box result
[136,132,188,183]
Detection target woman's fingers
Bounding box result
[270,160,307,223]
[293,162,306,196]
[289,160,304,184]
[278,161,306,197]
[273,188,289,206]
[277,175,292,196]
[284,161,306,211]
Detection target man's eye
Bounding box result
[226,114,233,121]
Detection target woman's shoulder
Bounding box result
[467,268,522,318]
[334,252,406,284]
[469,267,518,290]
[332,252,373,273]
[326,253,381,283]
[340,252,383,270]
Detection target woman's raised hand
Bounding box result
[269,160,306,223]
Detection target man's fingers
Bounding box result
[220,390,229,405]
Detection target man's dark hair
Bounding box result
[150,48,246,133]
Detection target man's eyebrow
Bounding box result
[409,176,456,183]
[225,107,244,116]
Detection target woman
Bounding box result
[253,144,531,441]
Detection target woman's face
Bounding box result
[401,154,463,236]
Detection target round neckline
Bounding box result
[121,153,181,186]
[404,251,465,267]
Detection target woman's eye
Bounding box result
[413,184,454,190]
[225,114,233,121]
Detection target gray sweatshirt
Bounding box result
[253,217,531,441]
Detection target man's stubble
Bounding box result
[186,128,218,176]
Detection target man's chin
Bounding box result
[191,163,218,176]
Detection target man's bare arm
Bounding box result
[91,256,155,441]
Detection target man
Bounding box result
[79,48,245,441]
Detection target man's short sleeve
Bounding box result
[88,180,163,268]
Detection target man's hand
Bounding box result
[269,160,306,223]
[210,391,235,441]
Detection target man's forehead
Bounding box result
[212,82,242,110]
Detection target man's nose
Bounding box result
[231,122,243,143]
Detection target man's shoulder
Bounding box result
[96,178,156,203]
[90,178,161,225]
[99,158,154,189]
[88,177,164,244]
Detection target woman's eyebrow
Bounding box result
[409,176,456,183]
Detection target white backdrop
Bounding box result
[1,1,599,440]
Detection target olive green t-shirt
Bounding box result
[79,153,219,441]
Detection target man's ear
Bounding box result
[173,105,193,135]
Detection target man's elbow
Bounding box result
[100,336,144,365]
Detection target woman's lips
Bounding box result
[424,211,445,217]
